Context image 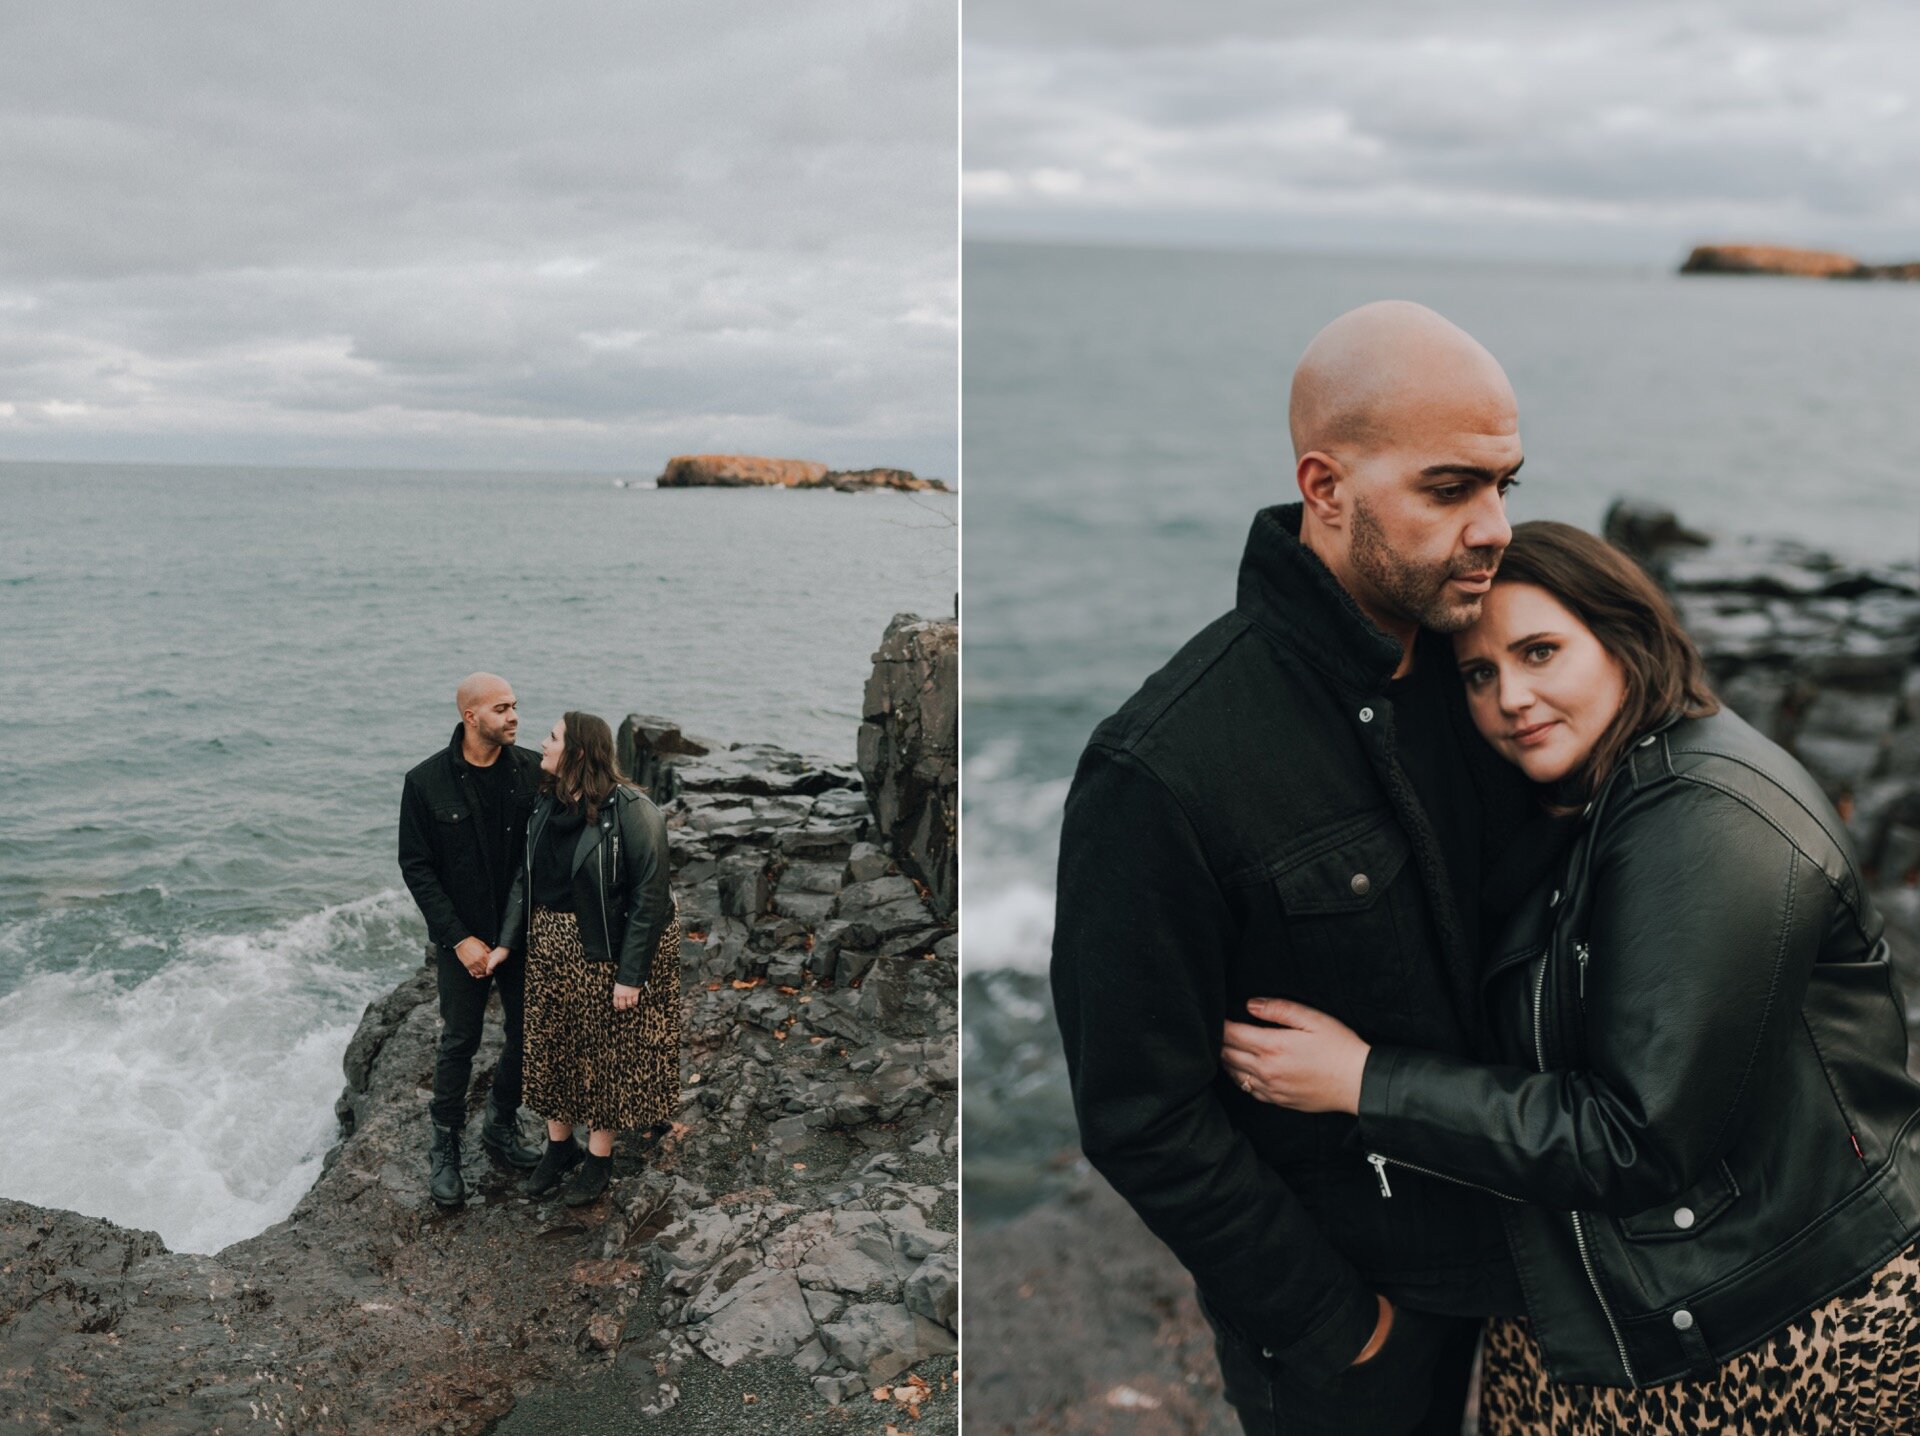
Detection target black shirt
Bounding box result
[533,807,584,912]
[1386,657,1485,971]
[466,752,516,916]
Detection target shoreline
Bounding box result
[0,617,959,1434]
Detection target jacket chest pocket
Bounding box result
[1268,812,1418,1014]
[432,806,470,826]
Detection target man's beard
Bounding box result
[1349,494,1501,635]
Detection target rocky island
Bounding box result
[963,508,1920,1434]
[1680,243,1920,280]
[657,454,952,494]
[0,614,958,1435]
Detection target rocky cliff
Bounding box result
[0,621,959,1434]
[1680,243,1920,280]
[963,509,1920,1435]
[657,454,952,493]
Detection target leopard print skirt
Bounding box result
[1480,1241,1920,1434]
[523,905,681,1132]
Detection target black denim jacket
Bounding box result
[1051,504,1531,1383]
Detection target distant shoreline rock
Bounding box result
[1680,243,1920,281]
[657,454,952,493]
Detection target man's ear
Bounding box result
[1297,451,1345,528]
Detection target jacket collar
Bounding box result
[1234,504,1405,694]
[528,791,619,879]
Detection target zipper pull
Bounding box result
[1367,1153,1394,1198]
[1576,942,1590,999]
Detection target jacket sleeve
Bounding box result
[1051,746,1379,1380]
[398,774,468,950]
[498,853,528,956]
[1357,779,1819,1216]
[615,794,673,987]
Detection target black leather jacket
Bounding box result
[1358,708,1920,1387]
[500,787,673,987]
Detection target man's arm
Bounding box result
[1050,745,1379,1379]
[398,774,469,951]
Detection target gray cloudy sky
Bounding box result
[0,2,956,474]
[965,0,1920,262]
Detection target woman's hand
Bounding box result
[1220,997,1371,1116]
[485,946,512,975]
[612,982,641,1012]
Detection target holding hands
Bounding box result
[455,936,493,978]
[1220,997,1371,1116]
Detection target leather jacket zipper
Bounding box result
[1366,1151,1523,1203]
[599,818,613,957]
[1576,940,1591,1000]
[1535,944,1637,1387]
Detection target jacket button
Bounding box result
[1261,1347,1274,1359]
[1674,1206,1696,1230]
[1639,734,1657,748]
[1672,1309,1694,1331]
[1350,873,1371,896]
[1549,889,1561,907]
[1358,707,1375,723]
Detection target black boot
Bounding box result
[526,1136,584,1198]
[563,1152,613,1206]
[481,1094,541,1170]
[428,1121,466,1208]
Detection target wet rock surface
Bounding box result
[0,628,957,1433]
[965,504,1920,1431]
[859,614,958,922]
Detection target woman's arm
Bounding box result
[613,793,672,988]
[1237,779,1824,1216]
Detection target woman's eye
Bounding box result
[1462,665,1493,688]
[1526,643,1557,663]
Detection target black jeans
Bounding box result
[428,944,525,1128]
[1209,1301,1482,1436]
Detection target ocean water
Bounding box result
[0,463,955,1252]
[960,239,1920,1216]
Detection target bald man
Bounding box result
[398,673,546,1206]
[1052,303,1535,1435]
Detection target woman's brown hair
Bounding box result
[546,711,631,822]
[1493,521,1719,807]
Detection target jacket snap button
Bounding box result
[1549,889,1561,907]
[1674,1206,1696,1230]
[1358,707,1375,723]
[1261,1346,1274,1359]
[1350,873,1371,896]
[1672,1309,1694,1331]
[1639,734,1657,748]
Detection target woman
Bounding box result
[491,711,681,1206]
[1221,521,1920,1432]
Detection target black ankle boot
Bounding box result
[481,1094,542,1170]
[526,1137,584,1198]
[563,1152,613,1206]
[428,1121,466,1208]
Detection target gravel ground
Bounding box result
[489,1350,958,1435]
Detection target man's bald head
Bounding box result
[1289,301,1514,463]
[456,673,519,752]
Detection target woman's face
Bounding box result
[539,718,566,775]
[1453,581,1627,784]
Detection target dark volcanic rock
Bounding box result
[0,636,957,1433]
[858,613,959,921]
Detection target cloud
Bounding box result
[0,0,957,474]
[963,1,1920,260]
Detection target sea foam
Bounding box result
[0,889,410,1254]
